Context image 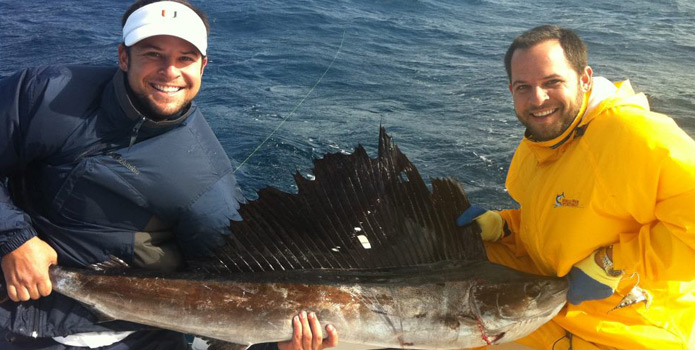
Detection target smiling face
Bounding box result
[118,35,207,120]
[508,39,592,142]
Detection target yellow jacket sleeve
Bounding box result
[607,116,695,281]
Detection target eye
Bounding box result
[514,85,529,93]
[546,79,562,87]
[525,284,541,299]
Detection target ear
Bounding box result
[200,56,208,75]
[508,82,513,94]
[580,66,593,92]
[118,44,129,72]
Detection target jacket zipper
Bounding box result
[31,300,41,338]
[129,116,146,147]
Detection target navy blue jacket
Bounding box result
[0,65,245,337]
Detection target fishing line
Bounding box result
[552,331,573,350]
[234,30,346,173]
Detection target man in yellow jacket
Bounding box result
[457,25,695,349]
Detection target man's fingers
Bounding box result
[300,311,312,350]
[8,275,53,301]
[321,325,339,350]
[292,314,303,347]
[307,312,323,349]
[277,314,302,350]
[0,236,58,303]
[6,285,18,302]
[5,274,52,302]
[38,279,52,297]
[278,311,338,350]
[27,284,41,300]
[16,285,31,302]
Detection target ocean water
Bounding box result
[1,0,694,209]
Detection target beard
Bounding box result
[124,77,192,121]
[520,88,585,142]
[133,91,191,121]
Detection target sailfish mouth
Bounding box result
[468,293,508,346]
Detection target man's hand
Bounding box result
[1,236,58,302]
[456,205,506,242]
[278,311,338,350]
[567,247,623,305]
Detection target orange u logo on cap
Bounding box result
[161,10,178,18]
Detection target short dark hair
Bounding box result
[504,25,587,81]
[121,0,210,35]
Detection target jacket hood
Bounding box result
[522,77,650,164]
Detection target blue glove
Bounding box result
[567,249,623,305]
[456,205,487,226]
[456,205,506,242]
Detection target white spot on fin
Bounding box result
[357,235,371,249]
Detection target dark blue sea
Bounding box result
[2,0,694,209]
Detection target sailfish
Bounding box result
[3,128,568,349]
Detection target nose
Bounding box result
[530,86,549,106]
[159,58,180,79]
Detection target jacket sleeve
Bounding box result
[608,112,695,282]
[0,69,41,257]
[175,170,246,259]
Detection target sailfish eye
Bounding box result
[525,284,541,299]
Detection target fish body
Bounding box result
[51,260,567,348]
[5,128,568,348]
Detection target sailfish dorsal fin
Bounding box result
[209,127,485,273]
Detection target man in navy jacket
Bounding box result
[0,1,338,349]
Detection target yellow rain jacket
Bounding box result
[492,77,695,349]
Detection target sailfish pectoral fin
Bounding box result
[88,306,118,323]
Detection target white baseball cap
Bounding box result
[123,1,208,55]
